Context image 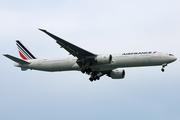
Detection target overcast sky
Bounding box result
[0,0,180,120]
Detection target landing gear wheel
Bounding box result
[81,69,85,74]
[161,68,165,72]
[89,77,93,82]
[95,76,100,80]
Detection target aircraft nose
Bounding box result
[167,55,177,63]
[170,56,177,62]
[174,56,177,61]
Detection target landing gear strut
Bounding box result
[161,63,167,72]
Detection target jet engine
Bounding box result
[108,69,125,79]
[95,54,112,64]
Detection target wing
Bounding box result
[39,29,96,59]
[39,29,111,82]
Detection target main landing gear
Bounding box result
[81,68,92,74]
[89,76,100,82]
[89,72,103,82]
[81,67,103,82]
[161,63,167,72]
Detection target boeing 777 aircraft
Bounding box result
[4,29,177,81]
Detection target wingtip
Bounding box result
[3,54,9,57]
[38,28,46,32]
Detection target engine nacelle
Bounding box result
[109,69,125,79]
[95,54,112,64]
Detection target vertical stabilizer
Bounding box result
[16,40,38,60]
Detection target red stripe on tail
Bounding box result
[19,51,27,60]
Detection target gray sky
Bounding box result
[1,0,180,120]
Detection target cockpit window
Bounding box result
[169,54,174,56]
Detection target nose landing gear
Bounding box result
[161,63,167,72]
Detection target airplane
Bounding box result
[3,29,177,82]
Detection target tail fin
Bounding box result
[16,40,38,60]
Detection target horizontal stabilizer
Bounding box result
[3,54,30,64]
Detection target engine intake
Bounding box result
[95,54,112,64]
[109,69,125,79]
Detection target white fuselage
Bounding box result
[14,52,177,72]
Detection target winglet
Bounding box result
[38,28,46,32]
[38,28,62,43]
[39,28,56,39]
[3,54,30,64]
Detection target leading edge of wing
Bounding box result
[39,29,96,58]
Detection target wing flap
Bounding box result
[4,54,30,64]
